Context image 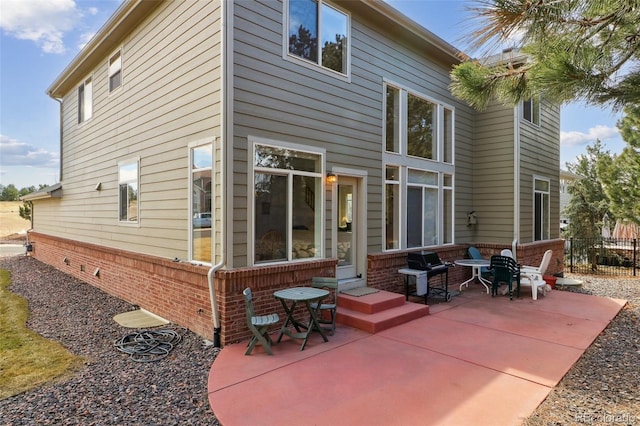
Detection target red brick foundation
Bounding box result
[27,232,337,346]
[27,231,563,346]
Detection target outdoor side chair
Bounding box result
[310,277,339,335]
[489,255,520,300]
[243,288,280,355]
[468,246,491,278]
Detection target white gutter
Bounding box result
[207,0,233,348]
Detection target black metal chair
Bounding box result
[489,255,520,300]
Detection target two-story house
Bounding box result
[24,0,563,345]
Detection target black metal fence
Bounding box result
[566,237,638,276]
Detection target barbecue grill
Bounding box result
[404,251,451,303]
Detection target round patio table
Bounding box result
[273,287,330,351]
[454,259,491,294]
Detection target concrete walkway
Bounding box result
[208,285,625,426]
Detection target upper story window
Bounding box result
[385,84,454,164]
[78,76,92,123]
[286,0,349,75]
[118,158,139,223]
[109,50,122,92]
[523,97,540,125]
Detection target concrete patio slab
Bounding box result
[208,289,626,426]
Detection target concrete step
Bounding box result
[336,290,429,334]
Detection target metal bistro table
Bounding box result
[454,259,491,294]
[274,287,330,351]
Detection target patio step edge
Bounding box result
[337,303,429,334]
[338,290,407,314]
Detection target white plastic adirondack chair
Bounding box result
[519,250,552,300]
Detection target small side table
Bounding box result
[274,287,330,351]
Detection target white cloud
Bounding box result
[0,0,80,54]
[560,125,619,147]
[0,134,59,167]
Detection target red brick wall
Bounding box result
[366,240,565,293]
[28,232,336,346]
[28,232,214,339]
[28,231,563,346]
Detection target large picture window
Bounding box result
[534,177,550,240]
[252,142,323,264]
[191,143,212,263]
[383,82,455,249]
[287,0,349,75]
[118,159,139,223]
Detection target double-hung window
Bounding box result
[534,177,550,240]
[190,143,213,263]
[109,50,122,92]
[252,139,323,264]
[118,158,139,223]
[78,76,92,123]
[383,83,455,249]
[286,0,349,75]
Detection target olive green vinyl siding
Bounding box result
[230,0,475,267]
[471,102,516,244]
[471,99,560,245]
[34,0,222,259]
[519,100,561,242]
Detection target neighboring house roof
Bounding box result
[560,169,581,180]
[47,0,463,99]
[21,183,63,201]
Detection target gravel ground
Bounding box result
[0,256,220,426]
[524,274,640,426]
[1,254,639,425]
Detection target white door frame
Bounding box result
[330,168,367,285]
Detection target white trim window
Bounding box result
[109,50,122,92]
[118,158,139,223]
[383,82,455,249]
[534,177,550,240]
[78,76,92,123]
[522,97,540,125]
[384,166,400,249]
[190,143,213,263]
[286,0,350,76]
[251,139,324,264]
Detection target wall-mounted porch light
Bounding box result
[326,172,337,184]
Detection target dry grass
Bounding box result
[0,202,30,241]
[0,269,83,399]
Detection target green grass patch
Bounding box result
[0,269,83,400]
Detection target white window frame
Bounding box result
[522,97,540,126]
[78,76,93,124]
[118,157,140,225]
[189,140,214,264]
[283,0,351,80]
[249,136,325,266]
[382,80,455,250]
[534,176,550,241]
[108,49,122,93]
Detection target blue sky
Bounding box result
[0,0,626,189]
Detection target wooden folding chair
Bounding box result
[243,288,279,355]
